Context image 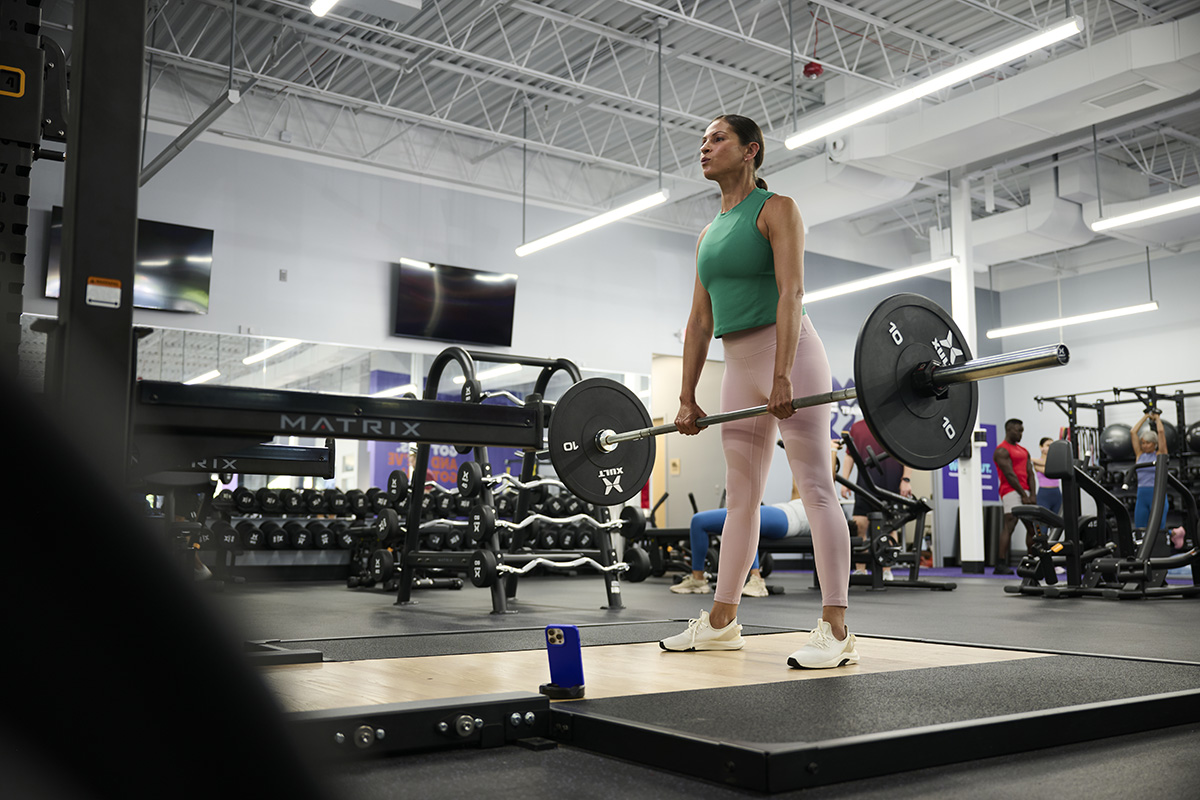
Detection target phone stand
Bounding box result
[539,682,585,700]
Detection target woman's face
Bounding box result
[1040,441,1050,458]
[1139,437,1156,453]
[700,120,753,180]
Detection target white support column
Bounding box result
[949,170,986,573]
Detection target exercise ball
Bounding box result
[1100,423,1133,461]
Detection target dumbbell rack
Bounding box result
[138,441,341,586]
[395,347,634,615]
[208,482,390,584]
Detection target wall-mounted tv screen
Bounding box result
[391,260,517,348]
[44,205,214,314]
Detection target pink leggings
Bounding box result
[715,317,850,607]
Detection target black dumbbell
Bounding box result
[328,520,354,549]
[559,526,577,551]
[237,520,263,549]
[308,520,334,549]
[366,487,392,512]
[324,489,349,516]
[387,470,410,504]
[284,520,312,549]
[195,526,215,550]
[495,492,515,518]
[576,529,594,550]
[303,489,328,514]
[256,488,281,513]
[211,520,240,550]
[445,529,465,550]
[370,549,397,582]
[435,491,457,518]
[424,530,445,551]
[537,526,561,550]
[260,520,289,549]
[212,489,235,513]
[345,490,368,515]
[278,489,304,514]
[458,461,483,499]
[232,486,257,514]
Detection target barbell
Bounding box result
[548,294,1069,506]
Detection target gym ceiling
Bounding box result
[38,0,1200,290]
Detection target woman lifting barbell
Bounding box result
[660,114,857,669]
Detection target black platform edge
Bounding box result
[288,692,550,760]
[552,687,1200,793]
[739,626,1200,668]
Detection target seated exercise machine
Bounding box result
[1006,440,1198,599]
[802,433,954,592]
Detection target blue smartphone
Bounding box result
[545,625,584,688]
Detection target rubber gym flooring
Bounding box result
[208,568,1200,799]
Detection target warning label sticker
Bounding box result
[86,277,122,309]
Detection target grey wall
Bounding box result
[23,131,699,377]
[999,252,1200,450]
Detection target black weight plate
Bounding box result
[387,470,410,503]
[853,294,978,471]
[548,378,654,506]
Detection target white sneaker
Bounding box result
[742,574,769,597]
[882,568,894,582]
[660,610,744,651]
[787,618,860,669]
[670,575,711,594]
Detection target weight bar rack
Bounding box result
[395,347,642,615]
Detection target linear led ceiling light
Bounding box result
[986,302,1158,339]
[452,363,523,385]
[183,369,221,385]
[399,257,432,269]
[804,258,958,303]
[517,26,670,257]
[785,17,1083,150]
[310,0,340,17]
[515,190,670,257]
[242,338,301,365]
[1090,194,1200,231]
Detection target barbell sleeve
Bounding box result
[928,344,1069,388]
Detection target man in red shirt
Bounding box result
[992,418,1038,575]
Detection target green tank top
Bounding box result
[697,187,801,338]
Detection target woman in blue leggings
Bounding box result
[670,499,809,598]
[1129,411,1170,532]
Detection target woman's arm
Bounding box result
[1130,412,1150,447]
[676,227,715,435]
[760,194,805,419]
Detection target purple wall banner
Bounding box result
[941,423,999,502]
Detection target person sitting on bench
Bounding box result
[670,499,811,597]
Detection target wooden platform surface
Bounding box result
[260,633,1051,713]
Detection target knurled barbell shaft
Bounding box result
[598,343,1067,449]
